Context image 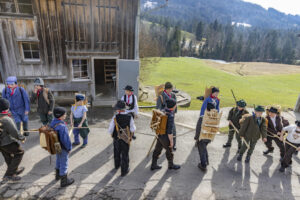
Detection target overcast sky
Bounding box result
[243,0,300,15]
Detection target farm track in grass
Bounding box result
[140,57,300,110]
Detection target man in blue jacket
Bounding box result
[194,87,220,141]
[2,76,30,136]
[51,107,74,187]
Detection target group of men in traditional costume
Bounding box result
[1,76,300,188]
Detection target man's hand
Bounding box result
[78,124,82,128]
[169,142,174,149]
[280,135,283,141]
[21,138,26,144]
[34,87,38,93]
[262,138,267,143]
[277,132,281,136]
[48,111,52,115]
[297,147,300,152]
[25,111,29,115]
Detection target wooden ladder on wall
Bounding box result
[104,60,116,84]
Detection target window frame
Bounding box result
[0,0,33,15]
[71,59,91,81]
[20,41,41,63]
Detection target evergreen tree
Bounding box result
[196,21,204,41]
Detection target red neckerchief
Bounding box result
[164,90,172,98]
[1,111,11,117]
[127,93,133,104]
[8,86,17,96]
[210,94,220,101]
[37,88,43,98]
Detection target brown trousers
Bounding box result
[0,142,24,177]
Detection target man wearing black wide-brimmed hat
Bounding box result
[237,105,267,163]
[263,106,285,159]
[108,100,136,177]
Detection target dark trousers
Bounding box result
[152,136,174,166]
[281,140,300,168]
[113,139,129,174]
[0,142,24,177]
[194,117,203,140]
[173,125,177,147]
[197,139,210,167]
[239,140,257,157]
[39,113,53,126]
[16,121,28,132]
[265,135,285,158]
[226,128,242,149]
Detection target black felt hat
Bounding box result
[124,85,134,91]
[255,105,265,112]
[212,87,220,94]
[0,98,10,112]
[114,100,126,110]
[53,107,66,118]
[269,107,278,114]
[165,82,173,89]
[237,99,247,108]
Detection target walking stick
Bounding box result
[147,136,157,157]
[230,122,250,149]
[267,130,298,150]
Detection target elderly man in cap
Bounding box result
[279,120,300,172]
[223,100,249,152]
[31,77,54,126]
[156,82,178,151]
[263,106,285,159]
[51,107,74,187]
[0,98,26,182]
[108,100,136,177]
[237,105,267,163]
[2,76,30,136]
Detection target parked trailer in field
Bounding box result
[0,0,140,106]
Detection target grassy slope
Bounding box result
[140,57,300,110]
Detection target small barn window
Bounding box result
[0,0,33,14]
[22,42,40,60]
[72,59,89,80]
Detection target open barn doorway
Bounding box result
[93,59,117,101]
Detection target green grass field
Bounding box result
[140,57,300,110]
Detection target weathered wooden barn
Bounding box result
[0,0,140,105]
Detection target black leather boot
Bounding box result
[168,163,181,170]
[237,154,242,161]
[151,160,162,171]
[223,143,231,148]
[245,155,251,163]
[55,169,60,181]
[60,174,74,187]
[263,149,273,155]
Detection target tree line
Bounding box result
[140,16,300,65]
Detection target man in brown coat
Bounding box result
[237,105,267,163]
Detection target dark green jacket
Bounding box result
[227,107,249,129]
[239,113,267,142]
[0,114,25,146]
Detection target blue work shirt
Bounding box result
[50,118,72,152]
[2,87,30,115]
[200,96,220,116]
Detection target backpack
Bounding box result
[39,124,62,155]
[151,109,168,135]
